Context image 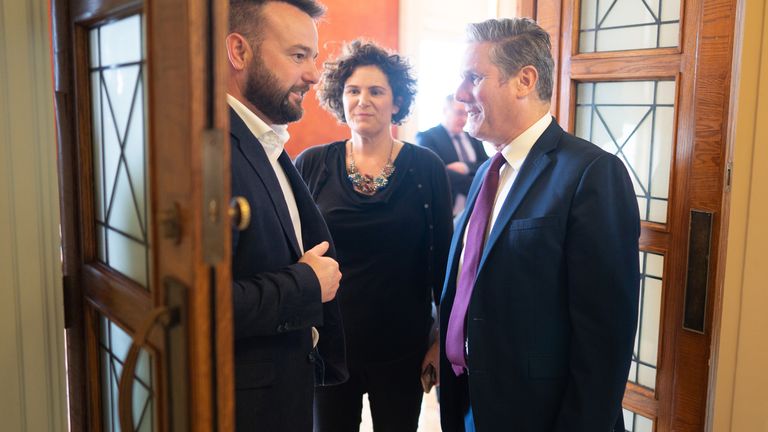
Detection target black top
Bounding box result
[296,141,453,364]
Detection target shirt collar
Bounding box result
[227,94,290,162]
[500,112,552,172]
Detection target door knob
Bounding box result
[229,196,251,231]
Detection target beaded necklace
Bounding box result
[346,140,396,196]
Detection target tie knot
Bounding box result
[488,151,506,174]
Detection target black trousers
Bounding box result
[313,350,424,432]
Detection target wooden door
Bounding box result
[534,0,737,429]
[52,0,233,430]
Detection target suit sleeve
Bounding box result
[414,131,431,150]
[230,149,325,341]
[231,262,324,341]
[554,153,640,431]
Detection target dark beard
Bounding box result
[243,58,308,124]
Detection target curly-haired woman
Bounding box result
[295,40,452,431]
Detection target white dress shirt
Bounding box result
[458,113,553,274]
[227,94,304,254]
[448,128,478,164]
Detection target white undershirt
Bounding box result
[457,113,552,273]
[445,126,478,164]
[227,94,304,254]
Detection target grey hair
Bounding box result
[466,18,554,101]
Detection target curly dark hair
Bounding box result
[317,40,417,125]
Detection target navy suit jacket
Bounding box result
[416,125,489,202]
[439,119,640,432]
[229,108,347,432]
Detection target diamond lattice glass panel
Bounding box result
[628,251,664,390]
[99,315,155,432]
[89,15,149,289]
[623,408,654,432]
[580,0,681,53]
[575,80,676,223]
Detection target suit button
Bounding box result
[308,353,316,363]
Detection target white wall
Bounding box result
[0,0,68,430]
[398,0,517,141]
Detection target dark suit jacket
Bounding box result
[416,125,489,204]
[439,119,640,432]
[229,108,347,432]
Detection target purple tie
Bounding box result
[445,152,506,375]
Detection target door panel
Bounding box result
[55,0,232,430]
[536,0,737,429]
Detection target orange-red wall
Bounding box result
[285,0,399,158]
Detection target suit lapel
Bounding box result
[477,120,563,271]
[230,109,302,257]
[440,161,486,304]
[278,151,328,252]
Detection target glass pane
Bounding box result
[92,71,105,222]
[100,349,114,431]
[601,0,656,28]
[579,0,681,53]
[596,25,660,52]
[575,80,676,223]
[99,315,155,432]
[108,164,144,240]
[623,408,655,432]
[106,228,147,287]
[659,22,680,47]
[89,14,149,289]
[627,251,664,391]
[100,15,142,67]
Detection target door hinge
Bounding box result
[726,161,733,190]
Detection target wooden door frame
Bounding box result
[54,0,233,430]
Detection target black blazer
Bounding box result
[416,125,489,201]
[229,108,347,432]
[439,119,640,432]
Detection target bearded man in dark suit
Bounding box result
[225,1,347,430]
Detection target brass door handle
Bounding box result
[229,196,251,231]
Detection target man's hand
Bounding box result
[299,241,341,303]
[421,340,440,388]
[446,161,469,174]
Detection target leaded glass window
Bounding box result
[99,315,155,432]
[575,80,675,224]
[629,251,663,390]
[580,0,681,52]
[89,14,150,288]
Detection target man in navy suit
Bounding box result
[225,1,347,430]
[438,18,640,432]
[416,95,489,216]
